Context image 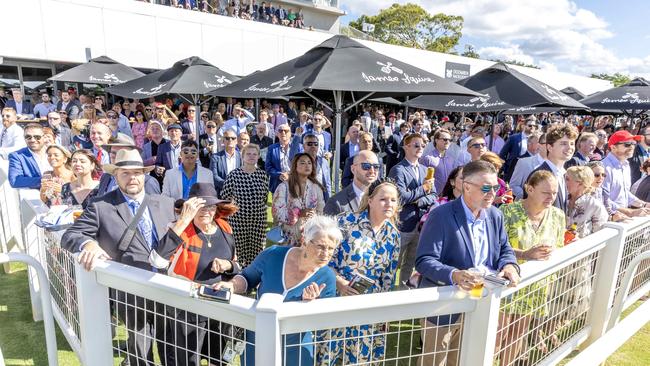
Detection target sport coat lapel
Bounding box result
[346,185,359,212]
[452,200,475,265]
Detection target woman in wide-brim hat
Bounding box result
[151,182,241,366]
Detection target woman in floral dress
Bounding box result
[318,180,401,365]
[131,110,149,149]
[496,170,565,365]
[272,153,325,246]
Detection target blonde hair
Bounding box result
[566,166,595,194]
[358,181,401,227]
[525,170,557,191]
[480,151,505,171]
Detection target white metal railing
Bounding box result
[3,158,650,365]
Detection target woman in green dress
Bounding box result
[496,170,565,365]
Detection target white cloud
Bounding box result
[341,0,650,77]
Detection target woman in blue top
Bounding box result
[215,215,342,366]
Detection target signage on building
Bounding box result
[445,62,470,80]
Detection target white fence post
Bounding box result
[459,289,502,366]
[75,262,113,365]
[255,293,284,366]
[19,192,48,322]
[583,223,627,347]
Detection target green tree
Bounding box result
[461,44,481,59]
[349,3,463,54]
[489,59,540,69]
[590,73,632,87]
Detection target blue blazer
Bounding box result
[388,159,437,232]
[155,141,179,170]
[499,132,525,180]
[265,139,301,193]
[8,147,42,189]
[5,100,33,116]
[317,156,332,201]
[210,150,241,195]
[415,198,518,324]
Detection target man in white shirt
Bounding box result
[0,108,26,159]
[220,105,254,137]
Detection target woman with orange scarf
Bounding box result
[153,182,241,366]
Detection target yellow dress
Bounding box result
[500,201,565,316]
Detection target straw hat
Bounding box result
[102,132,142,152]
[103,149,155,175]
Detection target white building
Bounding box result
[0,0,610,98]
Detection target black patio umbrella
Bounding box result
[405,63,588,113]
[560,86,586,101]
[107,56,240,137]
[208,35,480,189]
[48,56,145,85]
[580,78,650,117]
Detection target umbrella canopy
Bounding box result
[560,86,586,101]
[209,35,479,100]
[369,97,403,106]
[405,63,588,112]
[48,56,145,85]
[580,78,650,113]
[106,56,239,100]
[207,35,479,191]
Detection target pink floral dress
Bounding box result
[131,121,148,149]
[271,180,325,246]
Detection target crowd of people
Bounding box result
[1,85,650,365]
[137,0,310,30]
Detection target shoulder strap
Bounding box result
[117,195,150,252]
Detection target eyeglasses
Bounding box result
[596,133,607,138]
[305,142,319,147]
[107,115,117,119]
[277,129,290,134]
[1,114,12,118]
[223,136,237,141]
[359,162,381,171]
[465,181,500,193]
[616,142,636,148]
[470,143,486,149]
[181,149,198,155]
[206,125,217,128]
[24,135,43,141]
[593,173,607,178]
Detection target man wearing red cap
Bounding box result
[602,130,650,217]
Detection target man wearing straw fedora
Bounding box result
[62,148,177,366]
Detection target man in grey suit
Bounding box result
[324,150,379,215]
[62,149,176,366]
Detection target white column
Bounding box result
[255,292,284,366]
[459,289,502,366]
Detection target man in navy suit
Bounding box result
[389,133,438,286]
[265,124,301,193]
[303,133,331,201]
[500,117,539,181]
[5,89,34,118]
[9,124,51,189]
[154,124,184,180]
[385,122,410,174]
[339,125,360,171]
[210,129,241,196]
[416,160,520,366]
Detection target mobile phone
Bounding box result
[198,285,231,303]
[484,274,510,287]
[349,273,375,294]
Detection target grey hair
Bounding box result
[587,160,605,170]
[302,215,343,245]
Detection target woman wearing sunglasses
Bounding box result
[587,161,628,222]
[131,109,149,149]
[497,170,565,365]
[162,140,214,200]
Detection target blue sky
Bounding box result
[339,0,650,78]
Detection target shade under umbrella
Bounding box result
[405,63,588,113]
[560,86,585,101]
[580,78,650,114]
[48,56,145,85]
[208,35,479,190]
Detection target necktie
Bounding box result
[97,149,103,163]
[0,127,7,147]
[128,200,155,249]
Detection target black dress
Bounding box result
[220,168,270,267]
[60,183,98,209]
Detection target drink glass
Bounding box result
[71,205,83,220]
[467,267,486,299]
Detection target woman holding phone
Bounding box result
[496,170,565,365]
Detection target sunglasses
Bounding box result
[593,173,607,178]
[107,115,117,119]
[409,144,425,149]
[277,129,290,134]
[181,149,198,155]
[470,143,486,149]
[25,135,43,141]
[1,114,12,118]
[206,125,217,128]
[527,124,538,128]
[305,142,319,147]
[359,162,381,171]
[437,138,452,142]
[223,136,237,141]
[465,181,500,193]
[616,142,636,148]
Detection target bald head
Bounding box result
[352,150,379,188]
